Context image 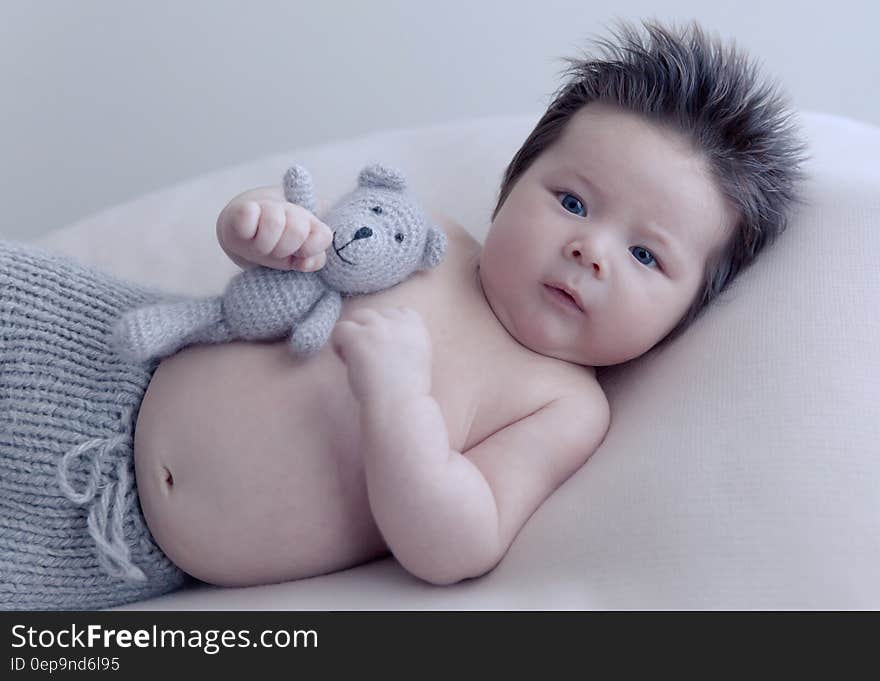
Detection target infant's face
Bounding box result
[479,103,733,366]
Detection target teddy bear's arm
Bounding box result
[288,289,343,355]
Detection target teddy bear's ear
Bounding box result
[421,226,448,270]
[282,165,317,212]
[358,164,407,191]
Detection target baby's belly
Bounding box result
[133,339,389,587]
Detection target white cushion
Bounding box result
[35,111,880,609]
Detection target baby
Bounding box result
[0,21,806,609]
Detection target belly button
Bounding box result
[162,466,174,492]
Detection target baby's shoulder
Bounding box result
[432,212,480,252]
[527,366,610,455]
[543,363,607,415]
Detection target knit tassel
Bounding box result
[56,404,146,583]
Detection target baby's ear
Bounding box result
[421,226,448,270]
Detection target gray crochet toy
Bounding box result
[112,163,447,362]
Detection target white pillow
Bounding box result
[35,111,880,609]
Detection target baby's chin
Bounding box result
[509,319,650,368]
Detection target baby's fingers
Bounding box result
[331,320,361,359]
[289,252,326,273]
[295,218,333,259]
[346,308,384,326]
[268,204,310,260]
[252,203,286,256]
[380,306,418,320]
[228,201,261,241]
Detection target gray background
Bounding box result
[2,0,877,240]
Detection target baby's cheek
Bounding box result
[597,309,664,364]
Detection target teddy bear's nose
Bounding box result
[354,227,373,240]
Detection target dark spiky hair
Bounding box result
[492,19,809,347]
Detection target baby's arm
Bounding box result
[331,307,610,585]
[216,186,332,271]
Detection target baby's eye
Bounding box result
[394,233,405,243]
[371,206,383,215]
[630,246,659,268]
[558,192,587,217]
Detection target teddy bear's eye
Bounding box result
[394,233,405,243]
[371,206,383,215]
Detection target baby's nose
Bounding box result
[565,241,606,277]
[354,227,373,240]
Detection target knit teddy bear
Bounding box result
[111,163,447,362]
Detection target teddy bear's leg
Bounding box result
[288,290,343,355]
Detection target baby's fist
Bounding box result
[221,198,333,272]
[331,307,432,404]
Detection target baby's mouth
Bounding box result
[544,284,585,314]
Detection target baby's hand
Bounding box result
[331,307,432,405]
[218,198,333,272]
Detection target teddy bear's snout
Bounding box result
[353,227,373,240]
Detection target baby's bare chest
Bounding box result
[140,265,547,465]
